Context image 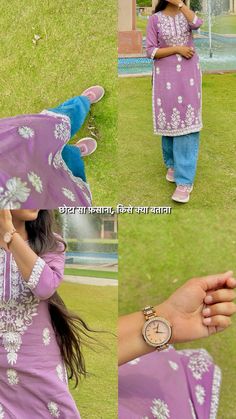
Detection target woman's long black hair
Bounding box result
[154,0,186,13]
[25,210,96,388]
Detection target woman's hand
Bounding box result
[177,46,195,59]
[167,0,181,5]
[158,272,236,343]
[0,210,14,248]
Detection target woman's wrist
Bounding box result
[154,301,176,344]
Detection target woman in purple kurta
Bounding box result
[0,209,89,418]
[146,0,203,203]
[119,272,236,418]
[0,86,104,209]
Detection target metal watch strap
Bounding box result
[6,229,17,249]
[143,306,156,320]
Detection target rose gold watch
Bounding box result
[142,306,172,350]
[3,228,17,250]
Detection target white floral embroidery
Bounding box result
[157,108,166,130]
[157,98,162,107]
[176,54,182,62]
[188,352,211,380]
[48,153,53,166]
[195,385,205,405]
[176,64,182,72]
[54,119,70,143]
[18,126,35,139]
[0,249,5,300]
[190,78,195,86]
[0,404,4,419]
[166,82,171,90]
[26,257,45,291]
[168,360,179,371]
[48,401,60,418]
[56,364,64,382]
[178,96,183,104]
[129,358,140,365]
[0,177,30,209]
[171,108,180,129]
[198,92,201,99]
[7,368,19,385]
[210,366,221,419]
[27,172,43,193]
[62,187,76,202]
[43,328,51,346]
[158,12,189,47]
[185,105,195,127]
[0,252,39,365]
[156,67,160,75]
[151,399,170,419]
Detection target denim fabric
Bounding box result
[162,132,200,185]
[48,95,90,182]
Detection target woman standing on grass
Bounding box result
[146,0,203,203]
[0,209,90,418]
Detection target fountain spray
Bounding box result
[208,0,213,58]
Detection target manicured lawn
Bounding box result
[59,282,117,419]
[119,211,236,418]
[64,268,117,279]
[0,0,117,206]
[118,74,236,208]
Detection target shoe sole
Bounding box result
[76,138,97,156]
[172,186,193,203]
[166,175,175,183]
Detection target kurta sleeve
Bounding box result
[189,14,203,30]
[146,15,159,60]
[25,241,65,300]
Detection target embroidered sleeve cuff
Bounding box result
[26,257,46,290]
[151,48,159,60]
[192,15,198,24]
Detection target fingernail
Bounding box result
[203,317,211,325]
[203,308,211,316]
[205,295,213,304]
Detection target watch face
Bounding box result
[3,232,12,244]
[142,317,172,348]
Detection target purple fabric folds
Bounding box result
[119,346,221,419]
[0,111,92,208]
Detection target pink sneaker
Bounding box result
[172,185,193,203]
[81,85,105,104]
[166,168,175,183]
[76,138,97,157]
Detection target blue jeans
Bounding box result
[162,132,200,185]
[48,96,91,182]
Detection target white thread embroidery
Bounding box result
[27,172,43,193]
[156,67,160,75]
[18,126,35,139]
[26,258,45,291]
[43,328,51,346]
[48,402,60,418]
[168,360,179,371]
[157,98,162,107]
[178,96,183,104]
[176,64,182,72]
[157,108,167,130]
[7,368,19,385]
[0,404,4,419]
[209,366,221,419]
[48,153,53,166]
[195,385,205,405]
[0,178,31,209]
[56,364,64,382]
[171,108,181,129]
[189,399,197,419]
[151,399,170,419]
[158,12,189,47]
[128,358,140,366]
[62,187,76,202]
[166,82,171,90]
[54,119,71,143]
[190,78,195,86]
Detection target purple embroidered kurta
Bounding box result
[119,347,221,419]
[0,242,80,418]
[0,111,92,209]
[146,12,203,137]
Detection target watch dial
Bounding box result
[144,318,171,346]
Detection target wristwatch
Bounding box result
[142,306,172,350]
[3,228,17,249]
[178,1,184,9]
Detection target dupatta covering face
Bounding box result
[0,111,92,209]
[119,347,221,419]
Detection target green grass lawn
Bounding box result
[64,267,117,279]
[119,210,236,418]
[0,0,117,206]
[118,74,236,208]
[59,281,117,419]
[137,16,149,37]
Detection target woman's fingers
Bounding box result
[203,302,236,317]
[201,271,234,292]
[204,289,236,304]
[203,315,232,329]
[226,277,236,289]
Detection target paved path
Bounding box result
[64,275,118,287]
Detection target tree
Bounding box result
[136,0,152,6]
[190,0,201,11]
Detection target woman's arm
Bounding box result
[118,272,236,365]
[167,0,203,29]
